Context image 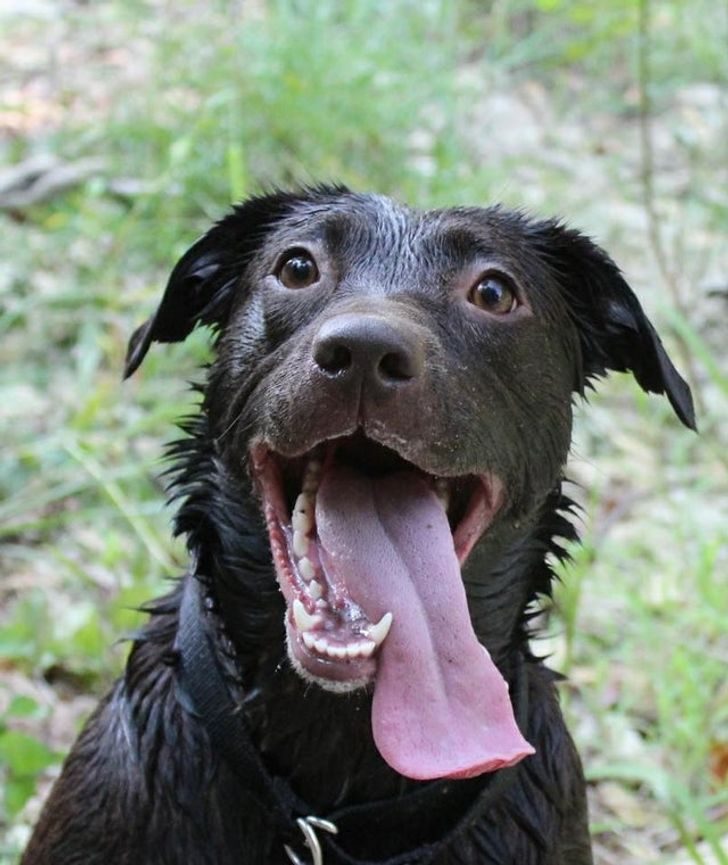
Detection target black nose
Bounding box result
[312,313,425,391]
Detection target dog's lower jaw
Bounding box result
[284,627,373,694]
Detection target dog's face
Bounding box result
[125,188,694,782]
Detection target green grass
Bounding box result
[1,1,726,862]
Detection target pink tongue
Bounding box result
[316,466,534,781]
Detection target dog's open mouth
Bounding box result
[251,433,534,780]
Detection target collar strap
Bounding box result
[175,574,529,865]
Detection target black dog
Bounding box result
[22,188,694,865]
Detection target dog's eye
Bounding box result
[469,272,518,315]
[276,250,320,289]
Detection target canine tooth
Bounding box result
[309,580,323,600]
[292,493,314,533]
[293,598,319,632]
[367,612,393,647]
[293,530,309,558]
[299,557,316,581]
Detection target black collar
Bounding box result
[175,573,529,865]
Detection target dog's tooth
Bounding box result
[328,645,347,659]
[292,598,319,632]
[314,637,328,654]
[292,530,309,558]
[308,580,323,601]
[302,459,322,493]
[357,639,376,658]
[434,478,450,511]
[292,493,314,533]
[299,557,316,582]
[302,631,316,650]
[367,612,393,647]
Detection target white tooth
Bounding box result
[299,557,316,581]
[293,598,319,632]
[302,631,316,649]
[367,612,393,647]
[314,637,328,654]
[358,640,376,658]
[293,530,309,558]
[302,459,323,493]
[345,643,362,659]
[309,580,323,600]
[292,493,314,533]
[328,645,347,659]
[434,478,450,510]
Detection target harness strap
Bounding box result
[175,574,529,865]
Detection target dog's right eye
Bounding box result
[276,250,320,289]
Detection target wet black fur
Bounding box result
[22,187,694,865]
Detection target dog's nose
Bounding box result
[312,314,425,390]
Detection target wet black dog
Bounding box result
[22,188,694,865]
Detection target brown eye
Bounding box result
[277,250,320,289]
[469,272,518,315]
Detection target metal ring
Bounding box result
[283,815,338,865]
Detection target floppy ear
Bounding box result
[531,220,696,430]
[123,190,305,378]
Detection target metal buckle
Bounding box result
[284,816,339,865]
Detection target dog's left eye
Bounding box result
[468,272,518,315]
[276,250,320,289]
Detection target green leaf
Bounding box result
[4,774,36,817]
[0,730,58,775]
[4,696,44,720]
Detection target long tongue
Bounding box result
[316,466,534,781]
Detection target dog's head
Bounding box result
[126,187,694,781]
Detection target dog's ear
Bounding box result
[531,219,696,430]
[123,190,312,378]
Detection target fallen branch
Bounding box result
[0,154,105,210]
